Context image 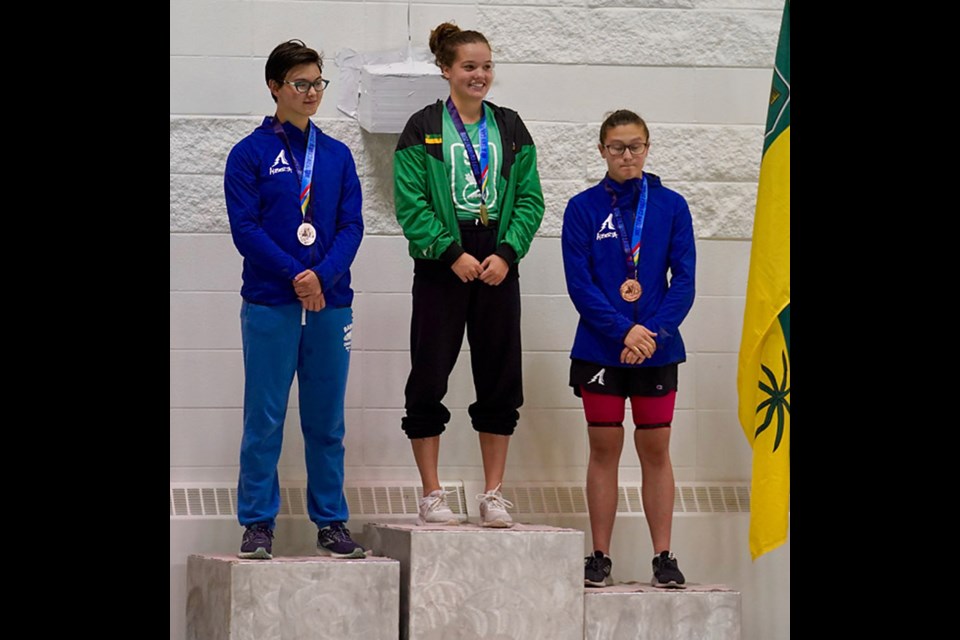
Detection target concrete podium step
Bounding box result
[363,522,585,640]
[186,553,399,640]
[583,583,741,640]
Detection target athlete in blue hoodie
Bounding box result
[223,40,364,560]
[562,110,695,589]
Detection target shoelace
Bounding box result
[655,554,679,574]
[475,484,514,511]
[585,553,609,570]
[424,490,455,511]
[324,524,352,543]
[248,526,273,540]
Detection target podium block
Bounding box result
[583,583,741,640]
[186,554,399,640]
[363,522,584,640]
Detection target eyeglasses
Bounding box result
[283,78,330,94]
[604,142,649,156]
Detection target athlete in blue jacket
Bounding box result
[562,110,695,589]
[223,40,364,560]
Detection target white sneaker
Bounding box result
[417,489,460,525]
[477,484,515,528]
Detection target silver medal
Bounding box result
[297,222,316,246]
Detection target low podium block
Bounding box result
[363,522,585,640]
[186,554,399,640]
[583,583,741,640]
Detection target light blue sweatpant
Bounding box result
[237,301,352,529]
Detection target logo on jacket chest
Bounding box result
[269,150,293,176]
[449,142,500,212]
[596,213,618,241]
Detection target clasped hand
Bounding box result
[621,324,656,365]
[294,269,325,311]
[451,253,509,285]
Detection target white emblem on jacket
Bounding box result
[269,150,293,175]
[596,214,617,241]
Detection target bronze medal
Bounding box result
[479,203,489,226]
[620,278,642,302]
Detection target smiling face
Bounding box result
[599,123,650,184]
[269,62,324,127]
[442,42,494,106]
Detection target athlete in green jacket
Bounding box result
[393,22,544,530]
[394,100,543,265]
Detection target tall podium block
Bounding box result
[583,583,741,640]
[363,522,584,640]
[186,554,399,640]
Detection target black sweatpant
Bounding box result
[401,222,523,439]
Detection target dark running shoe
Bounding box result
[317,523,366,559]
[238,523,274,559]
[651,550,686,588]
[584,550,613,587]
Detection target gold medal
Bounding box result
[479,203,489,226]
[620,278,642,302]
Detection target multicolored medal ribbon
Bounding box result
[603,175,649,301]
[272,118,318,245]
[445,97,489,225]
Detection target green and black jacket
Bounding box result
[393,99,545,265]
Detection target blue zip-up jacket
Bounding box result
[561,173,696,368]
[224,117,363,307]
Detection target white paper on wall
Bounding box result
[335,46,449,134]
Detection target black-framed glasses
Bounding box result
[284,78,330,94]
[604,142,649,156]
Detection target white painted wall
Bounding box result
[171,1,789,638]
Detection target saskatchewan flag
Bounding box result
[736,0,790,561]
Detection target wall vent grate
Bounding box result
[170,483,467,518]
[170,482,752,518]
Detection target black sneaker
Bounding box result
[584,550,612,587]
[317,523,366,559]
[238,523,274,559]
[651,550,686,588]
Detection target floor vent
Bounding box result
[170,482,750,519]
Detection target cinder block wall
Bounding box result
[171,1,788,638]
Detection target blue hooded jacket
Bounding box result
[561,173,696,368]
[224,117,363,307]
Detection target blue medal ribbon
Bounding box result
[445,97,489,224]
[272,118,317,224]
[603,174,649,281]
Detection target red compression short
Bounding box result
[579,386,676,429]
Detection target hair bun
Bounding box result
[429,22,461,54]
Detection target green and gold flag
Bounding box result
[736,0,790,561]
